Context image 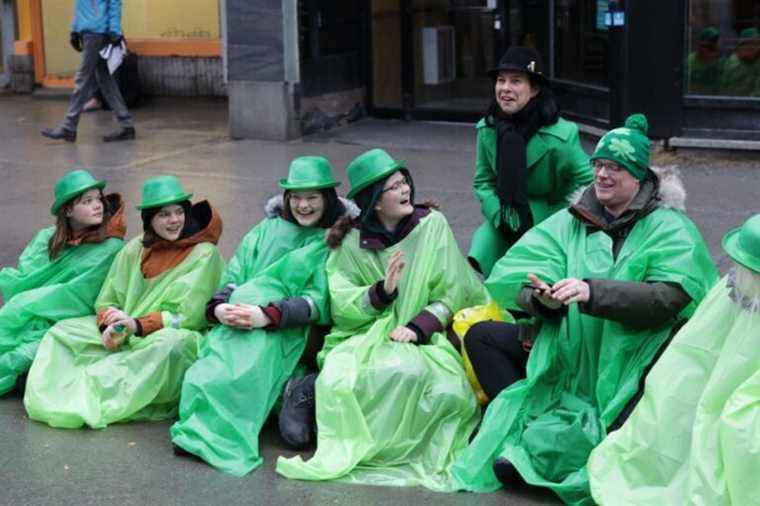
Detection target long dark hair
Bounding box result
[484,74,560,128]
[282,187,345,229]
[141,200,196,247]
[47,190,110,260]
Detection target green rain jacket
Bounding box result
[720,53,760,97]
[453,170,718,504]
[0,195,125,395]
[276,209,489,492]
[170,196,358,477]
[469,116,593,277]
[24,221,224,429]
[588,268,760,506]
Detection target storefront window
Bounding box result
[554,0,609,86]
[687,0,760,97]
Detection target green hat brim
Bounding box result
[722,227,760,272]
[278,180,341,191]
[135,192,194,210]
[50,180,107,215]
[347,160,406,199]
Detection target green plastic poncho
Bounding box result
[276,210,489,492]
[587,267,760,506]
[23,236,224,428]
[0,228,124,395]
[170,217,329,477]
[452,206,718,504]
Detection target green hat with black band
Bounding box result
[346,148,406,199]
[279,156,341,191]
[51,169,106,215]
[136,175,193,210]
[722,214,760,273]
[590,113,652,181]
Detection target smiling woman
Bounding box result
[468,46,593,277]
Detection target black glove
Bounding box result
[106,32,123,47]
[69,32,82,52]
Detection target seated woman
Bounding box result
[23,175,224,428]
[588,214,760,506]
[468,46,592,277]
[0,169,125,396]
[170,156,357,476]
[276,148,489,492]
[452,115,718,504]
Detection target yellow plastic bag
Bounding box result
[453,301,513,406]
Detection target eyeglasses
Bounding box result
[381,176,411,194]
[593,160,624,174]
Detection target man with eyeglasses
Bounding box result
[453,113,717,504]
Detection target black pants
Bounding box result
[464,321,529,400]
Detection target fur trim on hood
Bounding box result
[569,165,687,212]
[264,194,360,219]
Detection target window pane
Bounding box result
[687,0,760,97]
[554,0,609,86]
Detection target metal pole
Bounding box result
[1,0,17,86]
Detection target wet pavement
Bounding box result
[0,95,758,506]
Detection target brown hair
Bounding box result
[326,199,439,250]
[47,190,109,260]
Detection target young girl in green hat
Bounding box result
[276,148,489,492]
[170,156,358,476]
[0,169,125,397]
[23,175,225,429]
[588,214,760,506]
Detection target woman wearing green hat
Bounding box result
[170,156,358,476]
[588,214,760,505]
[720,27,760,96]
[276,148,489,492]
[468,46,593,277]
[0,169,125,397]
[452,114,718,504]
[23,175,224,429]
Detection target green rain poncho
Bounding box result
[276,210,488,491]
[0,215,124,395]
[587,267,760,506]
[452,205,717,504]
[23,235,224,428]
[170,214,330,477]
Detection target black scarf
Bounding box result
[492,97,555,234]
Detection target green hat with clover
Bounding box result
[590,113,651,181]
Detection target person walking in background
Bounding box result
[468,46,592,277]
[686,26,724,95]
[40,0,135,143]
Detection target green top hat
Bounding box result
[279,156,341,191]
[136,175,194,210]
[346,148,406,199]
[51,169,106,215]
[722,214,760,273]
[739,27,759,40]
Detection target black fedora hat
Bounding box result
[488,46,548,85]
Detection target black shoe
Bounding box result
[102,126,135,142]
[172,443,201,462]
[278,372,317,449]
[41,126,76,142]
[493,457,524,486]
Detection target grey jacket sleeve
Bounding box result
[516,286,567,320]
[271,296,318,329]
[580,279,691,329]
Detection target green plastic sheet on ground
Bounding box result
[23,236,224,428]
[276,210,489,492]
[0,227,123,395]
[588,269,760,506]
[170,221,329,476]
[452,207,718,504]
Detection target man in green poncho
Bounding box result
[0,170,125,396]
[720,27,760,96]
[686,27,724,95]
[276,148,488,492]
[453,114,718,505]
[170,157,358,476]
[588,214,760,506]
[24,176,224,428]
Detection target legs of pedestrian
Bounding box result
[95,47,135,142]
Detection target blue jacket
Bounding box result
[71,0,122,36]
